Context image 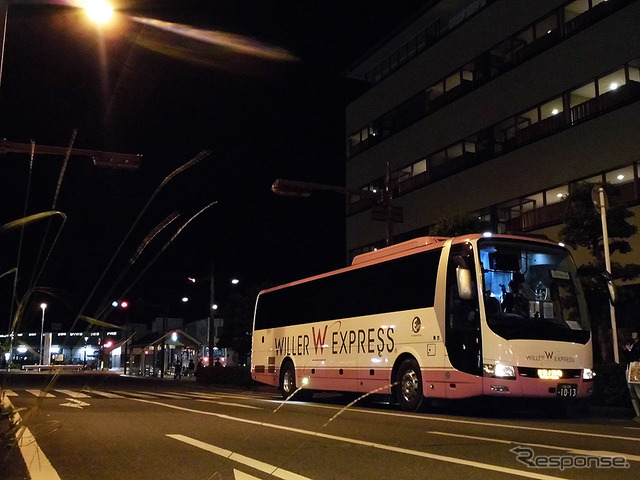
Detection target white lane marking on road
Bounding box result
[234,468,262,480]
[167,434,312,480]
[428,431,640,462]
[82,390,125,399]
[168,392,223,399]
[55,389,90,398]
[196,392,276,401]
[265,400,640,443]
[196,399,262,410]
[1,389,17,396]
[25,389,55,398]
[110,390,158,399]
[1,393,61,480]
[145,399,566,479]
[151,392,196,399]
[59,399,91,409]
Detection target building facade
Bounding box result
[1,330,119,369]
[344,0,640,270]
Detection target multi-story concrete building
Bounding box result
[344,0,640,275]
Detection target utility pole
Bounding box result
[209,255,216,365]
[592,184,619,363]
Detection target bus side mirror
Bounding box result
[602,271,617,305]
[457,267,473,300]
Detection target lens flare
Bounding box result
[131,16,298,62]
[84,0,113,24]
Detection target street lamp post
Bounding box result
[188,268,239,366]
[39,302,47,365]
[209,256,216,365]
[0,1,140,169]
[0,0,113,93]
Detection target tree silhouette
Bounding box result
[559,182,640,362]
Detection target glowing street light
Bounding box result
[0,1,140,168]
[0,0,115,93]
[39,303,47,365]
[231,278,240,285]
[83,0,113,24]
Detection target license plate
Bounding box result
[556,383,578,398]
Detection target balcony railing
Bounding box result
[347,0,637,160]
[506,181,640,233]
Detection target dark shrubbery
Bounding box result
[590,363,632,407]
[195,365,257,387]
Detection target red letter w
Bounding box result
[312,325,328,354]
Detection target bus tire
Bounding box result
[394,358,424,412]
[280,361,297,399]
[279,361,312,401]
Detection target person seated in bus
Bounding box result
[501,274,533,317]
[484,292,501,316]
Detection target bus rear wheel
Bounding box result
[395,358,424,412]
[279,361,312,401]
[280,361,297,399]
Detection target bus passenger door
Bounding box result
[445,243,483,397]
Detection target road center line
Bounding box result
[196,399,262,410]
[167,434,311,480]
[110,390,157,399]
[149,392,195,399]
[134,398,568,480]
[1,393,61,480]
[262,400,640,443]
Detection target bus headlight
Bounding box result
[582,368,595,381]
[484,363,515,379]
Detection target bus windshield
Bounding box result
[479,239,590,344]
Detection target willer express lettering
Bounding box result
[275,326,394,357]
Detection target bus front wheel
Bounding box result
[395,358,424,412]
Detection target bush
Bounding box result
[195,365,257,387]
[590,363,632,407]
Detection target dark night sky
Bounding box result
[0,0,427,332]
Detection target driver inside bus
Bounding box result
[502,273,535,316]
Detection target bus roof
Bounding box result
[258,233,560,296]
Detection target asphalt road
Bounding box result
[1,372,639,480]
